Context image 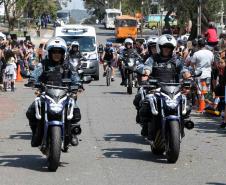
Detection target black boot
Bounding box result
[136,110,140,124]
[11,82,14,92]
[3,82,7,91]
[141,122,148,137]
[30,125,39,147]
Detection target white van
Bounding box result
[104,9,122,29]
[54,24,99,80]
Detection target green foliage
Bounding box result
[0,0,65,31]
[31,0,60,19]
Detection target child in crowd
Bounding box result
[3,50,17,91]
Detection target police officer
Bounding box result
[26,37,81,147]
[68,41,82,60]
[120,38,141,85]
[134,34,187,136]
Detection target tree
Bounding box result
[0,0,29,31]
[84,0,144,20]
[0,0,64,31]
[163,0,224,39]
[30,0,60,20]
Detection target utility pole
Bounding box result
[119,0,121,11]
[197,0,202,36]
[221,0,224,25]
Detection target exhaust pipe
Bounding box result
[184,120,194,130]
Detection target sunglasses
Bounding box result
[52,50,62,54]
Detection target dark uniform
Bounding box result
[26,59,81,146]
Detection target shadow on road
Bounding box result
[0,154,69,172]
[9,132,31,140]
[192,114,226,136]
[0,155,48,172]
[103,134,148,145]
[103,91,128,95]
[206,182,226,185]
[89,84,106,87]
[97,32,114,37]
[102,148,167,164]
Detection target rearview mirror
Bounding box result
[62,78,72,84]
[183,80,191,87]
[193,70,202,77]
[78,69,84,75]
[83,76,92,84]
[149,79,158,85]
[70,85,78,91]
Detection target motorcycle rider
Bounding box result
[26,37,81,147]
[134,34,189,136]
[143,35,158,61]
[119,38,141,86]
[102,41,116,81]
[66,41,83,83]
[67,41,82,60]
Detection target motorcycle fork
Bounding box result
[41,102,65,150]
[160,98,182,144]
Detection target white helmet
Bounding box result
[156,34,177,54]
[71,41,79,47]
[46,37,67,54]
[124,38,133,46]
[147,35,158,46]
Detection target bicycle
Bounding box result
[105,61,112,86]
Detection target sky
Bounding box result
[63,0,85,10]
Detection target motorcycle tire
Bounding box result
[127,73,132,94]
[166,121,180,163]
[150,130,165,155]
[106,67,111,86]
[47,126,62,171]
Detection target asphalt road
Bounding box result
[0,25,226,185]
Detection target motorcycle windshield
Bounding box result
[70,58,79,68]
[160,83,180,98]
[46,88,67,102]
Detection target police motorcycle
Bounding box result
[31,76,91,171]
[138,70,201,163]
[121,53,142,94]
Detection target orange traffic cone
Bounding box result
[197,94,205,113]
[200,81,207,94]
[16,65,23,82]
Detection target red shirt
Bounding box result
[205,28,218,43]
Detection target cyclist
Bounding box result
[101,42,116,81]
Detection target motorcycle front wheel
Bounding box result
[127,73,132,94]
[150,130,165,155]
[166,121,180,163]
[47,126,62,171]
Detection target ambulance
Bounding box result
[54,24,99,80]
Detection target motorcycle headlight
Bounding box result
[49,103,63,113]
[128,58,135,67]
[165,98,179,109]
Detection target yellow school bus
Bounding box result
[115,15,138,40]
